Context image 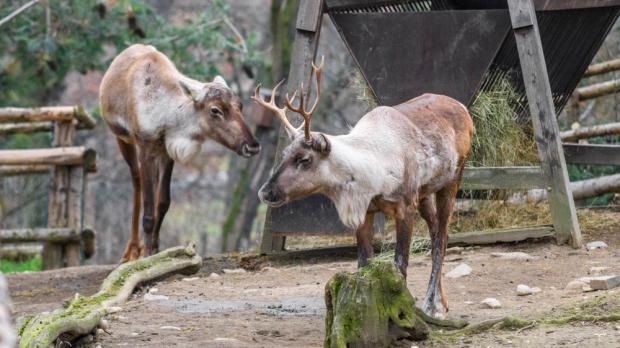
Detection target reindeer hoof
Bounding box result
[120,244,142,263]
[421,297,448,319]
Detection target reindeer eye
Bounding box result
[210,106,223,118]
[295,156,312,166]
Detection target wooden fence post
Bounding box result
[507,0,582,247]
[261,0,324,253]
[43,119,81,269]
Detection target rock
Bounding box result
[107,306,123,313]
[517,284,534,296]
[223,268,246,274]
[565,280,591,292]
[208,272,221,278]
[480,298,501,309]
[182,277,199,282]
[590,266,609,274]
[586,241,608,251]
[589,275,620,290]
[464,301,474,305]
[446,247,464,255]
[445,264,472,279]
[143,293,169,301]
[160,325,181,331]
[149,287,158,293]
[490,252,537,261]
[531,287,542,294]
[214,338,239,342]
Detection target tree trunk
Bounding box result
[560,122,620,141]
[324,261,467,347]
[18,244,202,348]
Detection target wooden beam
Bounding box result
[508,0,582,247]
[0,121,52,135]
[0,228,81,243]
[563,143,620,165]
[448,225,554,245]
[461,166,544,190]
[262,0,324,254]
[574,79,620,101]
[0,146,96,172]
[0,165,48,176]
[560,122,620,141]
[0,106,96,129]
[584,58,620,77]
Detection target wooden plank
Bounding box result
[508,0,582,247]
[0,228,80,243]
[0,146,96,171]
[563,144,620,165]
[296,0,323,32]
[448,225,554,245]
[461,166,544,190]
[262,0,325,254]
[0,165,48,176]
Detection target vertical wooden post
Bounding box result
[507,0,582,247]
[261,0,324,253]
[43,119,81,269]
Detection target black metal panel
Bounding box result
[270,194,353,235]
[332,10,511,106]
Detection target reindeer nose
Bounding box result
[241,142,261,157]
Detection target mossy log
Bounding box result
[324,260,467,348]
[18,244,202,348]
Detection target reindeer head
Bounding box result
[252,58,332,207]
[179,76,260,158]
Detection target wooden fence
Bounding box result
[0,106,97,269]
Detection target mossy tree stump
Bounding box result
[324,260,466,348]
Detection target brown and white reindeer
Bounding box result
[100,44,260,262]
[252,58,473,317]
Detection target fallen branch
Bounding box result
[560,122,620,141]
[18,244,202,348]
[0,0,40,28]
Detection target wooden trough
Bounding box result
[0,106,97,269]
[261,0,620,253]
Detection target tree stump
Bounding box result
[324,260,466,348]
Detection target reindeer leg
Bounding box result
[356,213,375,268]
[137,142,160,257]
[394,207,414,278]
[116,138,143,263]
[419,194,447,317]
[151,155,174,254]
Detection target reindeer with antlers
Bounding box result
[252,57,473,317]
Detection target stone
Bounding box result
[107,306,123,313]
[261,266,277,272]
[143,293,169,301]
[490,252,537,261]
[586,241,608,251]
[589,275,620,290]
[208,272,221,278]
[531,287,542,294]
[160,325,181,331]
[446,247,464,255]
[590,266,609,274]
[182,277,199,282]
[565,280,591,292]
[445,264,472,279]
[516,284,534,296]
[480,298,501,309]
[223,268,246,274]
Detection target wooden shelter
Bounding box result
[261,0,620,253]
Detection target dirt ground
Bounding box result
[7,224,620,347]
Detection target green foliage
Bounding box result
[0,0,262,107]
[0,256,42,273]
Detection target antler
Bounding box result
[251,79,299,138]
[285,56,324,141]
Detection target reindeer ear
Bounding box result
[179,80,201,103]
[313,133,331,155]
[213,75,229,88]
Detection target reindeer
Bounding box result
[252,58,473,317]
[100,44,260,262]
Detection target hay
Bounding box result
[468,78,538,167]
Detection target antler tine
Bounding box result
[251,80,297,137]
[284,56,325,140]
[306,55,324,116]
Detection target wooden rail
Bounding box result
[0,146,97,172]
[584,58,620,77]
[563,143,620,165]
[0,228,95,259]
[461,166,545,190]
[0,106,96,131]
